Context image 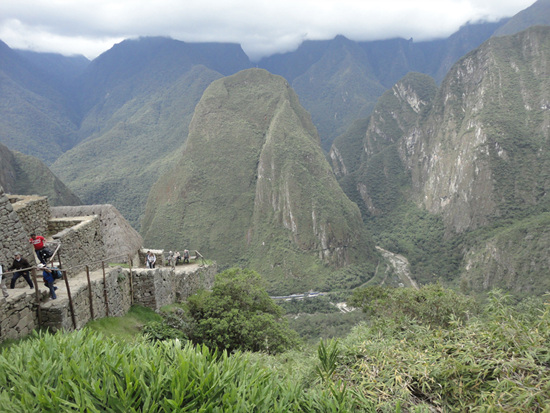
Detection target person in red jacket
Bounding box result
[29,233,51,264]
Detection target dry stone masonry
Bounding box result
[10,194,50,237]
[0,187,34,266]
[0,185,217,342]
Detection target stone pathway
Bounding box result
[4,263,203,308]
[39,263,204,309]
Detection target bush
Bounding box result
[349,284,479,327]
[186,268,300,354]
[142,321,187,342]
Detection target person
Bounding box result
[29,233,51,264]
[38,264,57,299]
[8,252,34,289]
[0,263,9,298]
[146,251,156,269]
[175,251,181,265]
[183,249,190,264]
[167,251,175,269]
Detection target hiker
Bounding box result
[175,251,181,265]
[146,251,156,269]
[0,263,9,298]
[168,251,176,269]
[183,249,190,264]
[38,264,57,300]
[29,233,52,264]
[8,252,34,289]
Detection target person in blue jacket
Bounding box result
[37,263,57,299]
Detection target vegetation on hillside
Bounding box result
[1,285,549,411]
[142,69,376,294]
[144,268,300,354]
[0,142,81,206]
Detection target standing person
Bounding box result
[29,233,51,264]
[183,249,190,264]
[146,251,156,269]
[37,264,57,300]
[175,251,181,265]
[0,263,9,298]
[168,251,176,269]
[8,252,34,289]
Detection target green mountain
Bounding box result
[0,142,81,206]
[51,65,223,227]
[142,69,376,294]
[0,41,80,164]
[332,26,550,293]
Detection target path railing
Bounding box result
[2,248,206,330]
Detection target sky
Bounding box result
[0,0,537,61]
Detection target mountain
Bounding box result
[331,26,550,293]
[51,65,223,226]
[141,69,377,294]
[0,41,81,164]
[258,20,508,150]
[15,49,89,91]
[0,142,81,206]
[493,0,550,37]
[50,38,251,227]
[73,37,251,141]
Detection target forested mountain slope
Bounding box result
[0,142,81,206]
[331,26,550,293]
[142,69,377,293]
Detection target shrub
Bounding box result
[349,283,478,327]
[186,268,300,354]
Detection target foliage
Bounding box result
[85,305,162,341]
[276,295,340,315]
[287,312,367,345]
[349,284,478,328]
[0,329,370,412]
[142,321,187,342]
[338,290,550,411]
[185,268,300,354]
[368,202,462,284]
[316,339,340,383]
[2,288,549,411]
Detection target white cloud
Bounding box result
[0,0,536,60]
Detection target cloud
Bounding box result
[0,0,536,60]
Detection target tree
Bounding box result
[186,268,300,354]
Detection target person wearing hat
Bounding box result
[8,252,34,289]
[38,263,57,300]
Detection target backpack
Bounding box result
[52,268,63,279]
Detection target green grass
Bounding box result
[84,305,162,340]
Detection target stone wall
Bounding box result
[0,186,34,269]
[10,194,51,237]
[0,291,46,340]
[38,264,217,334]
[50,216,107,277]
[51,205,143,262]
[40,267,133,332]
